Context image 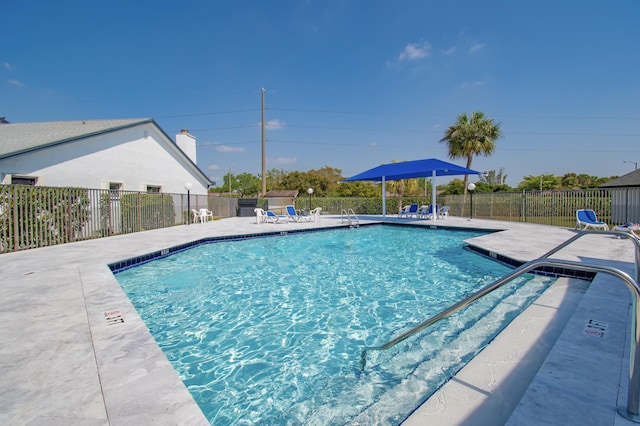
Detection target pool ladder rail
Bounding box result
[341,209,359,228]
[359,229,640,423]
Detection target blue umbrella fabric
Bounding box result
[343,158,481,218]
[343,158,481,182]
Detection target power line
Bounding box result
[269,107,640,121]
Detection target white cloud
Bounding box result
[265,119,286,130]
[274,156,297,165]
[207,164,220,171]
[3,62,14,70]
[8,79,25,87]
[398,41,431,61]
[469,43,486,53]
[441,46,456,56]
[216,145,245,153]
[460,78,488,88]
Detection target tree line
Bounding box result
[209,111,618,197]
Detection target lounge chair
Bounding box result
[420,204,439,220]
[439,205,450,220]
[266,210,288,224]
[399,204,419,218]
[286,205,312,222]
[576,209,609,231]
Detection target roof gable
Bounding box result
[0,118,212,186]
[600,169,640,188]
[264,190,299,197]
[0,119,152,159]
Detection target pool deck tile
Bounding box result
[0,215,637,425]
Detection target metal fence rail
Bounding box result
[0,185,237,253]
[441,189,614,228]
[0,185,625,254]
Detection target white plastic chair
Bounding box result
[191,209,202,223]
[310,207,322,222]
[200,208,213,223]
[439,205,450,219]
[254,208,267,224]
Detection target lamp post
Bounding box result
[184,182,192,225]
[467,182,476,220]
[307,187,313,213]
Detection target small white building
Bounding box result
[0,118,211,194]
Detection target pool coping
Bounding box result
[0,215,636,425]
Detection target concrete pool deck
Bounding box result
[0,214,638,425]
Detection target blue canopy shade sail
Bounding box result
[343,158,482,219]
[343,158,481,182]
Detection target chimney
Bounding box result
[176,129,197,163]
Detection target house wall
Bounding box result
[0,122,209,194]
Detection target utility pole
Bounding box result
[261,88,266,195]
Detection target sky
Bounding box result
[2,1,640,187]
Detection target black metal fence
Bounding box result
[0,184,625,254]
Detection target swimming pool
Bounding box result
[115,225,555,425]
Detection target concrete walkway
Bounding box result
[0,215,638,425]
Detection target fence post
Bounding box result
[12,185,18,250]
[137,192,142,232]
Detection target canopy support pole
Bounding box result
[431,170,437,221]
[382,176,386,217]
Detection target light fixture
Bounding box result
[467,182,476,220]
[307,188,313,212]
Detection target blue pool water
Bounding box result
[115,225,555,425]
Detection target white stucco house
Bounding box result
[0,118,211,194]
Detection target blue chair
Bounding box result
[420,204,439,219]
[576,209,608,231]
[266,210,288,224]
[399,203,419,218]
[286,205,312,222]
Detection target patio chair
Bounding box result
[266,210,289,224]
[310,207,322,222]
[254,208,267,224]
[286,205,312,222]
[191,209,202,223]
[399,204,419,218]
[576,209,609,231]
[199,208,213,223]
[439,205,450,219]
[421,204,439,220]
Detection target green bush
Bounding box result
[0,185,91,252]
[120,193,175,232]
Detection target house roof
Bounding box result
[0,118,153,159]
[264,190,299,197]
[599,169,640,188]
[0,118,212,186]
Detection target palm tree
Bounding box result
[386,160,421,213]
[440,111,502,213]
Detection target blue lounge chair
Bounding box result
[399,203,419,218]
[420,204,439,219]
[286,205,312,222]
[266,210,288,224]
[576,209,609,231]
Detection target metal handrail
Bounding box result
[341,209,359,227]
[359,230,640,419]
